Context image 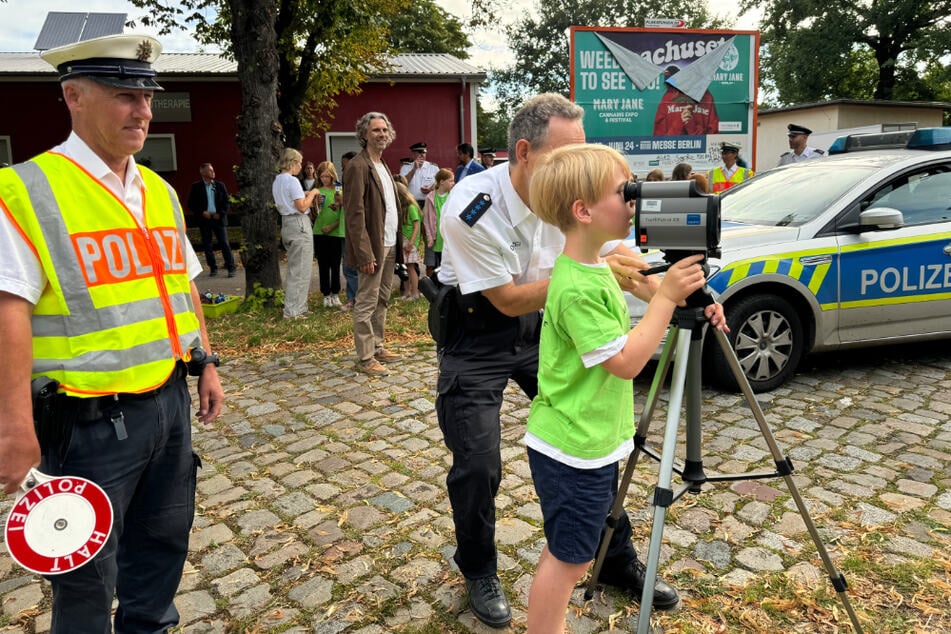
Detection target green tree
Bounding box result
[130,0,485,294]
[491,0,725,117]
[132,0,406,293]
[476,97,509,154]
[748,0,951,104]
[388,0,470,58]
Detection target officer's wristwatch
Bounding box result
[187,347,220,376]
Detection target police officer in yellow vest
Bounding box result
[708,141,754,194]
[0,34,224,631]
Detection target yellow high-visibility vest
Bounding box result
[0,152,201,396]
[709,166,754,193]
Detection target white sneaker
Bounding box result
[323,296,331,307]
[332,296,341,306]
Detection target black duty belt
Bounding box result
[63,362,188,426]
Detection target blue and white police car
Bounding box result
[635,127,951,392]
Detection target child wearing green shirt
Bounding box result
[395,181,422,300]
[524,143,707,633]
[313,161,344,307]
[422,168,455,277]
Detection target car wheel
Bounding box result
[708,294,805,393]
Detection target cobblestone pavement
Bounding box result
[2,340,950,633]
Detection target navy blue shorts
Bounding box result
[528,447,617,564]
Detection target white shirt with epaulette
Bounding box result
[438,163,565,295]
[399,160,440,200]
[777,146,825,166]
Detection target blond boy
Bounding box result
[524,144,707,633]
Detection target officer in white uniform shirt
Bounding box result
[778,123,825,166]
[434,93,727,630]
[398,141,440,206]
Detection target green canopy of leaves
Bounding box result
[388,1,470,59]
[747,0,951,103]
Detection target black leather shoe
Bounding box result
[208,269,218,277]
[465,575,511,628]
[227,269,237,278]
[598,558,680,610]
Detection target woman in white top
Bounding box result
[273,148,320,318]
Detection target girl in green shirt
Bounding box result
[422,168,455,277]
[396,181,422,300]
[313,161,344,307]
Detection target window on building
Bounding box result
[135,134,177,172]
[328,134,361,173]
[0,136,11,166]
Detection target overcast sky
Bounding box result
[0,0,758,70]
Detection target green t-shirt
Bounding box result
[526,254,634,461]
[314,187,344,237]
[401,203,421,249]
[432,192,449,252]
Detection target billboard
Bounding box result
[570,27,759,176]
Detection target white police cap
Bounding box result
[40,34,164,91]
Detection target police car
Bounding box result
[633,127,951,392]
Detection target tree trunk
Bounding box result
[228,0,283,297]
[873,45,898,101]
[278,93,304,150]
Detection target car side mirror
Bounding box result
[859,207,904,230]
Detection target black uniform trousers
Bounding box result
[40,365,199,633]
[198,217,235,274]
[436,312,638,580]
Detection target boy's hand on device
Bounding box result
[657,254,706,304]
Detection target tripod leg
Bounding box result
[585,327,679,601]
[682,334,706,491]
[639,325,678,430]
[713,328,865,633]
[636,327,693,634]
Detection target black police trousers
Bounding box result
[40,368,199,633]
[436,313,638,580]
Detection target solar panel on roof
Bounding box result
[34,11,126,51]
[79,14,127,41]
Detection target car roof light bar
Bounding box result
[906,127,951,150]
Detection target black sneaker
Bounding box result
[227,269,237,278]
[209,269,218,277]
[597,558,680,610]
[465,575,511,628]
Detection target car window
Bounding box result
[865,166,951,226]
[721,164,876,226]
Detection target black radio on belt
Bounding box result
[186,347,220,376]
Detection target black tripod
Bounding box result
[584,301,864,634]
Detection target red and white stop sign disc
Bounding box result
[5,471,113,575]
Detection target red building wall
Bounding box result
[150,80,243,200]
[325,80,476,172]
[1,82,73,165]
[0,76,478,218]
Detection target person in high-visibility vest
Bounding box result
[708,141,755,193]
[0,33,224,632]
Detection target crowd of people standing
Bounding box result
[261,134,479,332]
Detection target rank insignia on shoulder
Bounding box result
[460,193,492,227]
